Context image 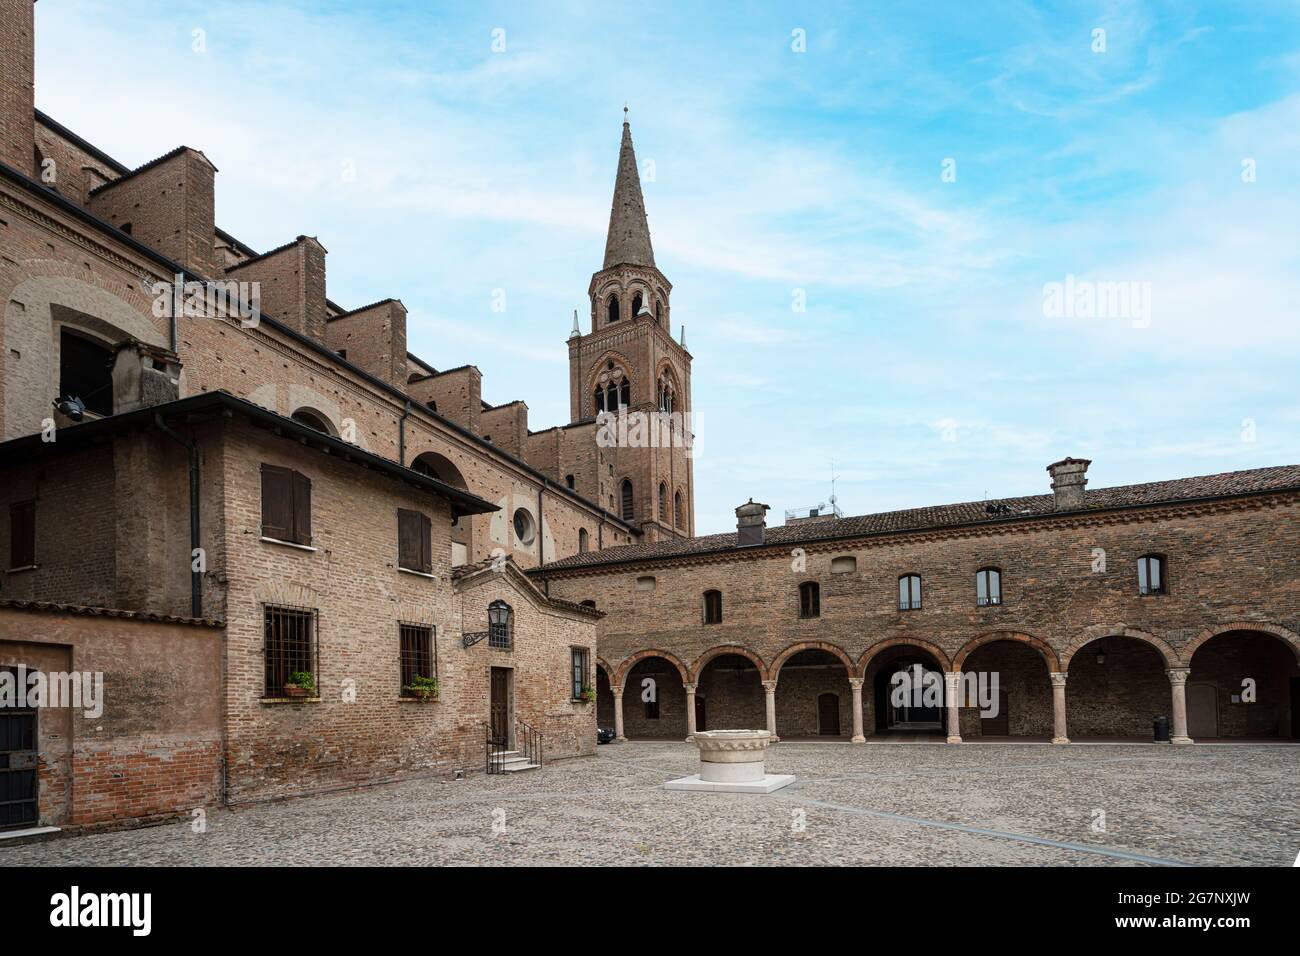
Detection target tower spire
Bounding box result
[602,111,655,270]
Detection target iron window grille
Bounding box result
[799,581,821,618]
[976,568,1003,606]
[1138,554,1167,595]
[898,574,922,611]
[399,622,436,696]
[488,601,513,649]
[263,604,318,697]
[571,647,590,700]
[703,589,723,624]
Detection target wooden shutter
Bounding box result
[397,509,420,570]
[418,513,432,573]
[260,465,293,541]
[291,471,312,546]
[10,500,35,568]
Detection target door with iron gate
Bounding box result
[1,667,38,829]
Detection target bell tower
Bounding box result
[568,112,694,541]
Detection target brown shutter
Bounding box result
[291,470,312,546]
[419,513,432,574]
[397,508,419,570]
[261,465,293,541]
[10,500,35,568]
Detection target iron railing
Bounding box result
[485,718,544,775]
[517,717,542,770]
[485,722,505,775]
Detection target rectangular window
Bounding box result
[898,575,922,611]
[571,647,590,700]
[703,590,722,624]
[9,500,35,569]
[397,508,432,573]
[399,622,435,696]
[261,464,312,546]
[799,582,821,618]
[263,605,317,697]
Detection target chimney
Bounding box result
[226,235,327,342]
[735,498,770,546]
[1,0,36,175]
[1046,457,1091,511]
[112,340,182,413]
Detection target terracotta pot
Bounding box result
[283,684,309,698]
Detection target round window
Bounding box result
[513,508,536,546]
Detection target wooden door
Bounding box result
[489,668,510,745]
[1187,683,1218,738]
[694,694,706,733]
[817,693,840,735]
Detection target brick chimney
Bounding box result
[735,498,770,546]
[226,235,327,342]
[1046,457,1091,511]
[0,1,36,175]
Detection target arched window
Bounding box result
[488,600,513,648]
[898,574,922,611]
[578,528,589,553]
[658,482,667,519]
[703,590,723,625]
[593,371,631,415]
[976,568,1002,606]
[655,301,663,326]
[799,581,821,618]
[620,479,634,521]
[564,474,575,489]
[291,408,334,435]
[631,291,644,317]
[674,490,683,528]
[580,599,596,608]
[1137,554,1166,595]
[606,294,620,325]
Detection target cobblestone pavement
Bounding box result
[4,742,1297,866]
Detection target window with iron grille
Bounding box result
[703,589,722,624]
[898,574,922,611]
[976,568,1002,606]
[1137,554,1167,595]
[571,647,590,699]
[799,581,820,618]
[9,500,35,569]
[488,600,513,649]
[263,605,317,697]
[261,464,312,546]
[399,622,436,696]
[397,508,432,573]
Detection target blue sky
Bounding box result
[34,1,1300,533]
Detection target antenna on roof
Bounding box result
[829,459,841,516]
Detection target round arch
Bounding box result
[690,645,769,683]
[953,630,1061,672]
[1182,622,1300,667]
[857,638,952,675]
[1061,626,1178,671]
[290,406,338,436]
[615,648,690,687]
[771,641,857,679]
[596,657,616,686]
[410,450,469,490]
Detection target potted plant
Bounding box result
[404,674,440,702]
[579,683,595,703]
[283,671,316,699]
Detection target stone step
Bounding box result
[500,761,541,773]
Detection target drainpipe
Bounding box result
[537,483,545,565]
[398,399,412,465]
[169,273,181,353]
[154,413,201,618]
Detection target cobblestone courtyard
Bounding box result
[5,742,1297,866]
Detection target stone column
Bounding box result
[1049,672,1069,744]
[1168,668,1193,744]
[762,680,779,742]
[611,684,626,742]
[848,677,866,743]
[684,682,697,741]
[944,672,962,743]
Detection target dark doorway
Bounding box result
[817,693,841,735]
[59,329,114,417]
[980,690,1010,735]
[0,668,38,829]
[1291,678,1300,738]
[489,667,510,746]
[874,658,943,731]
[695,694,706,733]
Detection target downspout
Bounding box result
[537,483,545,566]
[170,273,180,352]
[398,400,412,466]
[154,412,201,618]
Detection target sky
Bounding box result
[32,1,1300,534]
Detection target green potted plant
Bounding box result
[579,683,595,703]
[404,674,440,702]
[283,671,316,699]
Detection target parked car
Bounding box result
[596,726,617,744]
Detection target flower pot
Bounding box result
[282,684,309,699]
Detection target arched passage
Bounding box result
[620,653,687,739]
[959,639,1053,740]
[774,647,854,739]
[694,649,767,735]
[411,451,472,564]
[861,641,952,741]
[1065,633,1171,739]
[1186,627,1300,739]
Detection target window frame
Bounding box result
[976,567,1002,607]
[799,581,821,619]
[898,574,922,611]
[570,647,590,700]
[397,508,433,574]
[398,622,436,698]
[1137,554,1167,596]
[262,604,318,699]
[260,463,312,547]
[702,589,723,625]
[620,479,634,522]
[488,600,514,649]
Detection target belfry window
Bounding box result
[594,374,630,414]
[606,294,620,325]
[658,482,667,519]
[631,292,644,317]
[674,491,683,529]
[620,479,634,521]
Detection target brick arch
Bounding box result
[596,657,616,686]
[614,648,689,687]
[770,641,857,679]
[1182,622,1300,667]
[857,638,952,675]
[953,630,1061,672]
[690,645,769,683]
[1060,625,1178,671]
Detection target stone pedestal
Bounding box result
[663,730,795,794]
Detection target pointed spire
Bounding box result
[680,324,686,348]
[603,110,655,270]
[569,308,580,339]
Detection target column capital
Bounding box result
[761,680,778,692]
[611,685,624,696]
[683,682,697,693]
[848,677,864,690]
[1166,667,1191,684]
[1049,672,1067,686]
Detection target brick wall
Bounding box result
[0,1,35,175]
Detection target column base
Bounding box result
[1051,736,1070,745]
[684,735,694,743]
[1171,735,1194,745]
[615,736,627,743]
[851,735,866,744]
[946,735,962,744]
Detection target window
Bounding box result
[59,329,114,417]
[571,647,590,699]
[580,599,596,608]
[898,574,922,611]
[703,589,723,624]
[260,464,312,546]
[799,581,821,618]
[831,556,857,574]
[291,408,333,435]
[594,377,631,414]
[488,600,513,649]
[657,374,676,414]
[399,622,435,697]
[658,483,667,520]
[620,479,634,521]
[513,508,536,547]
[9,500,35,569]
[578,528,589,553]
[263,605,317,698]
[606,294,620,325]
[976,568,1002,606]
[631,292,644,317]
[1138,554,1166,595]
[397,508,432,573]
[635,575,656,591]
[564,474,575,489]
[674,491,683,528]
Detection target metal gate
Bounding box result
[0,676,38,829]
